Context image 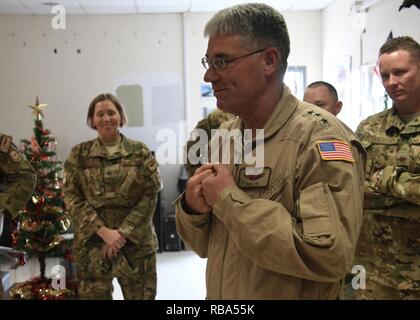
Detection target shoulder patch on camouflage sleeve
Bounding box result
[144,156,162,191]
[0,134,12,153]
[9,149,22,162]
[316,140,354,163]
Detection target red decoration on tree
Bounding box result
[65,248,74,262]
[30,135,42,157]
[11,231,18,247]
[17,253,27,266]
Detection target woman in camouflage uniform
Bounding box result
[64,93,161,300]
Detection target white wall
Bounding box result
[283,11,322,88]
[322,0,420,130]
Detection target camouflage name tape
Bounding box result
[83,159,102,168]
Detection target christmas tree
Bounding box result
[10,97,74,299]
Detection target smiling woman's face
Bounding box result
[92,99,121,143]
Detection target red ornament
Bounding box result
[65,248,74,262]
[31,135,42,156]
[17,253,27,266]
[11,231,18,247]
[10,252,27,269]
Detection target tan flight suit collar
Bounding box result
[89,134,133,158]
[228,85,298,140]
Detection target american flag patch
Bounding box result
[317,140,354,163]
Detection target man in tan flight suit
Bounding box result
[175,3,366,299]
[0,133,36,297]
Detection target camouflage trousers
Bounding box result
[343,273,420,300]
[352,210,420,300]
[75,242,157,300]
[354,278,420,300]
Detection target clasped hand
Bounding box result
[97,227,126,259]
[185,163,235,214]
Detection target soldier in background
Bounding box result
[353,36,420,299]
[303,81,343,116]
[0,133,36,297]
[64,93,161,300]
[185,109,234,177]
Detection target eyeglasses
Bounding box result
[201,48,266,71]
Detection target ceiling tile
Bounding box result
[78,0,135,7]
[29,6,85,14]
[63,7,86,14]
[83,7,137,14]
[190,0,243,12]
[0,0,339,14]
[290,0,335,10]
[137,6,189,13]
[18,0,81,8]
[136,0,190,13]
[0,0,22,7]
[136,0,190,6]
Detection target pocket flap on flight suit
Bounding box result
[298,181,333,247]
[228,187,249,204]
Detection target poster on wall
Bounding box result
[360,64,388,119]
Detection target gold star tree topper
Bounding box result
[27,96,48,120]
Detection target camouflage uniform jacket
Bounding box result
[185,110,234,177]
[355,106,420,293]
[64,135,161,257]
[0,133,36,218]
[177,86,366,299]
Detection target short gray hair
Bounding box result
[204,3,290,78]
